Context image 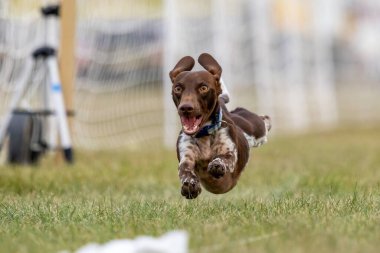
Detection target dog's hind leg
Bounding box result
[230,108,272,148]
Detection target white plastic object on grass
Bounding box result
[61,231,188,253]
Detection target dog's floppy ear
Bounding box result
[198,53,222,81]
[169,56,195,83]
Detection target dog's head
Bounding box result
[169,53,223,135]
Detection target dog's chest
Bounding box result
[178,127,236,168]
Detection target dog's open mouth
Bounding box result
[180,115,203,135]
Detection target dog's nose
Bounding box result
[179,103,194,114]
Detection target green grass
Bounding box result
[1,126,380,253]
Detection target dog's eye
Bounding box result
[199,85,209,93]
[173,86,182,93]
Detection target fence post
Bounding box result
[59,0,76,133]
[163,0,178,148]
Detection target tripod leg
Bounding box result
[46,56,74,163]
[45,72,58,151]
[0,58,34,151]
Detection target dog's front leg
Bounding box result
[208,128,238,178]
[208,152,237,178]
[177,134,201,199]
[178,159,201,199]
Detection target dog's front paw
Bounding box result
[207,158,227,179]
[181,177,201,199]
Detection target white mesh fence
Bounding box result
[74,0,164,149]
[0,0,379,150]
[0,1,48,118]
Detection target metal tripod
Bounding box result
[0,4,73,164]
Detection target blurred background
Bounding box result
[0,0,379,152]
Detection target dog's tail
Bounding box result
[219,78,230,104]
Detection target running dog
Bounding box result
[170,53,271,199]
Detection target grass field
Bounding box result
[1,126,380,253]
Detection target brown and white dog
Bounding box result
[170,53,271,199]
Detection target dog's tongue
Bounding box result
[181,116,202,135]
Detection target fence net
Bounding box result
[0,0,379,150]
